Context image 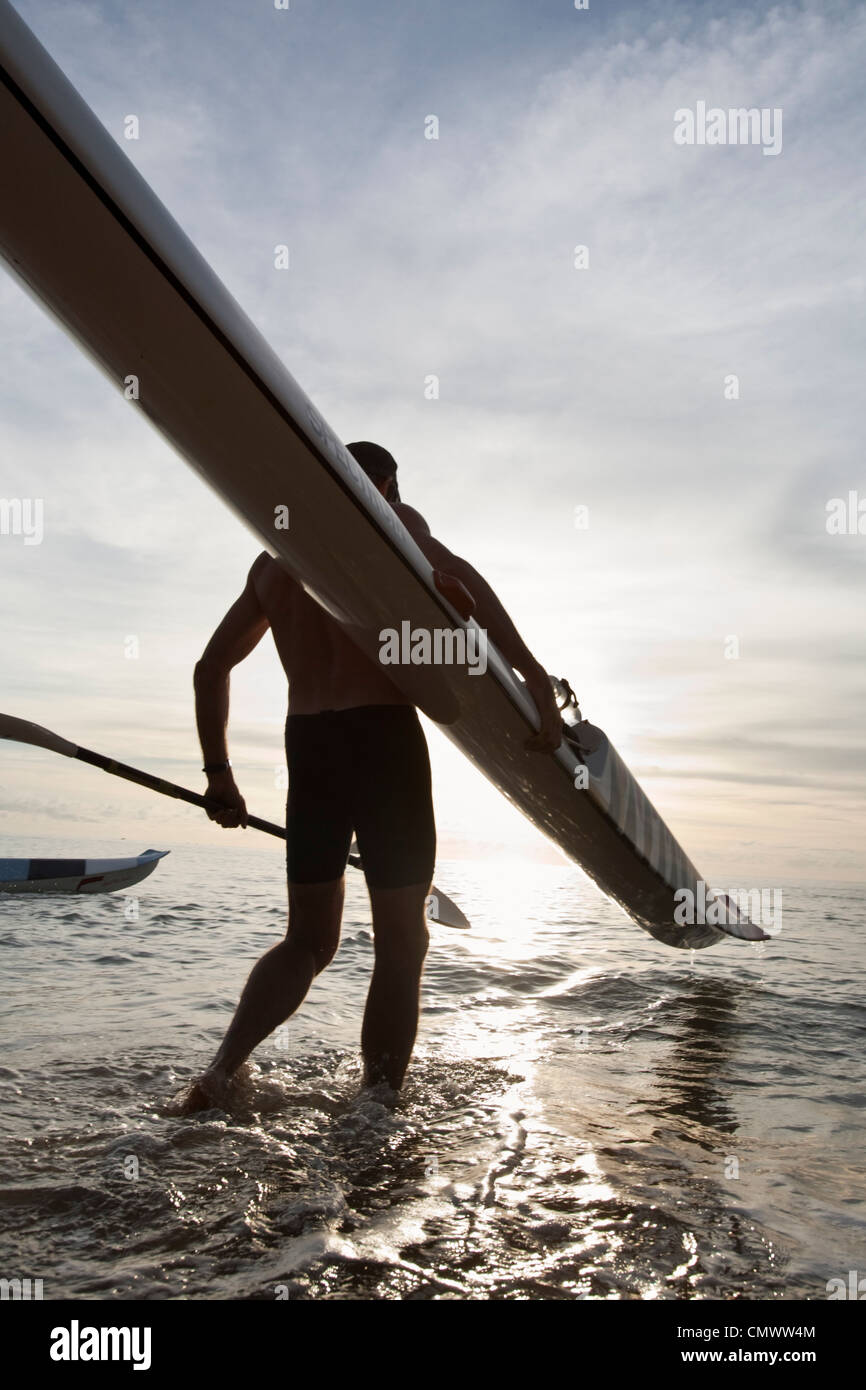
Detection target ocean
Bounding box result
[1,836,863,1301]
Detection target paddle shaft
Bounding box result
[77,745,366,867]
[73,745,287,838]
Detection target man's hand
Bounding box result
[205,770,249,828]
[521,665,563,753]
[431,568,476,621]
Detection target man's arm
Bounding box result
[395,504,562,752]
[194,554,271,827]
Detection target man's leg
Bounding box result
[180,879,344,1111]
[361,882,430,1090]
[347,706,436,1091]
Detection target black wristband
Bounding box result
[203,760,231,775]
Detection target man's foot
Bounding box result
[165,1065,237,1116]
[359,1064,400,1108]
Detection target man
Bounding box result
[180,442,561,1111]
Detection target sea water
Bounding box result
[0,837,863,1300]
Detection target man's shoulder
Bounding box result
[393,502,431,539]
[392,503,458,568]
[249,551,300,591]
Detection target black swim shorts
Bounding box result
[285,704,436,889]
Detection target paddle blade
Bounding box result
[427,887,471,931]
[348,842,470,930]
[0,713,79,758]
[714,893,772,942]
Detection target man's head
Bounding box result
[347,441,400,503]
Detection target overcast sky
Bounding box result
[1,0,863,887]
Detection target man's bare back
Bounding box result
[250,553,409,715]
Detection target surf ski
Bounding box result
[0,848,169,895]
[0,2,768,948]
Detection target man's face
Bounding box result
[372,475,397,506]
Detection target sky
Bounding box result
[1,0,864,888]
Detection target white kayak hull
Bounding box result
[0,4,765,948]
[0,849,169,895]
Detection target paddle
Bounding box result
[0,713,470,930]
